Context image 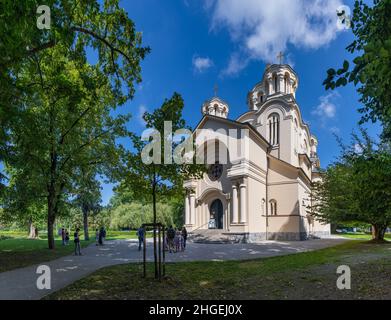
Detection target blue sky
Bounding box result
[98,0,381,205]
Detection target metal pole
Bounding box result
[143,225,146,278]
[162,225,166,277]
[158,224,162,280]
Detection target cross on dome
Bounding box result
[277,51,285,65]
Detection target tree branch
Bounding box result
[71,26,133,65]
[60,128,113,171]
[59,106,91,145]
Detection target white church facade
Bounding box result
[184,63,330,242]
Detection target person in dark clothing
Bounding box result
[95,228,99,246]
[102,227,106,243]
[98,227,104,245]
[167,225,175,253]
[65,231,70,245]
[137,226,145,251]
[74,228,81,255]
[181,226,188,249]
[61,228,65,246]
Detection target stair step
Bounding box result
[188,230,245,244]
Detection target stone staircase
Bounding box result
[188,229,246,244]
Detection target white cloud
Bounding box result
[221,53,250,77]
[192,56,214,73]
[312,92,339,120]
[206,0,345,75]
[329,126,340,135]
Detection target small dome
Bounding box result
[247,63,299,111]
[201,97,229,119]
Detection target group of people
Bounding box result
[60,226,107,256]
[136,225,188,253]
[166,226,188,253]
[60,228,70,246]
[61,227,82,256]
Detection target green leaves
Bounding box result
[343,60,350,72]
[122,93,206,223]
[0,1,148,248]
[323,0,391,141]
[311,129,391,238]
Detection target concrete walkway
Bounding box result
[0,238,347,300]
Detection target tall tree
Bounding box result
[122,93,205,278]
[310,129,391,241]
[6,49,130,249]
[1,1,149,249]
[323,0,391,140]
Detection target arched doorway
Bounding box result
[210,199,224,229]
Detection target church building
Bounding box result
[184,63,330,242]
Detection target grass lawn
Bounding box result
[340,233,391,241]
[47,240,391,300]
[0,229,138,273]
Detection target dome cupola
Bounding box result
[201,96,229,119]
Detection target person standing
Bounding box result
[174,229,181,253]
[98,227,104,245]
[178,231,184,252]
[102,227,106,243]
[65,230,70,245]
[95,229,99,246]
[167,226,175,253]
[181,226,188,250]
[137,226,145,251]
[61,228,66,246]
[74,228,81,256]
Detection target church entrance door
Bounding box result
[210,199,224,229]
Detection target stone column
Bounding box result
[232,185,239,224]
[278,73,284,94]
[185,194,190,225]
[240,183,247,223]
[190,194,196,225]
[268,78,273,95]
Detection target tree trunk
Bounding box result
[83,205,89,241]
[152,175,158,279]
[47,214,55,249]
[28,218,36,239]
[47,188,56,250]
[372,225,386,241]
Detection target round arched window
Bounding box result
[208,162,223,181]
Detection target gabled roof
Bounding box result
[193,114,271,149]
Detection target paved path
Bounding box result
[0,238,347,300]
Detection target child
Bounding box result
[179,231,184,252]
[65,231,70,245]
[174,230,180,253]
